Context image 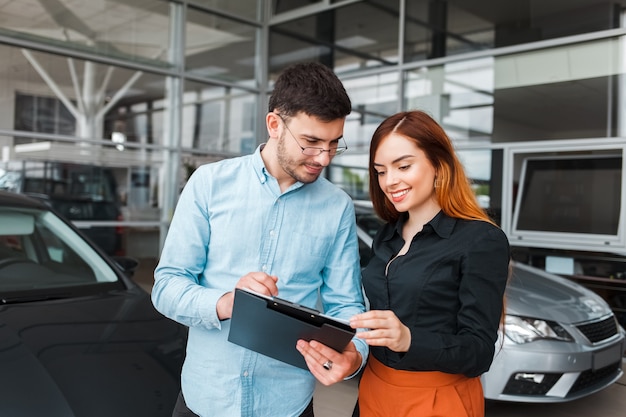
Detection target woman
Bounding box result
[350,110,510,417]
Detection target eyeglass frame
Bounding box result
[275,113,348,156]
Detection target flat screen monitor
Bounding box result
[511,154,624,253]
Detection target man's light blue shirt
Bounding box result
[152,145,367,417]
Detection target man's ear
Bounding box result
[266,112,281,139]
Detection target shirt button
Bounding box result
[243,371,249,377]
[269,230,275,236]
[261,265,267,271]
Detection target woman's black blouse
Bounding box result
[362,211,510,378]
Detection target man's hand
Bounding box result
[216,272,279,320]
[296,340,362,386]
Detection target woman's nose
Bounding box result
[385,170,399,186]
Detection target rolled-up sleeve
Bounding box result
[152,168,225,330]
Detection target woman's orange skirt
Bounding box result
[357,356,484,417]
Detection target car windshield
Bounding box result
[0,163,118,203]
[0,206,120,299]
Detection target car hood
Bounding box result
[0,289,186,417]
[505,262,613,323]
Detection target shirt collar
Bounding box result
[251,144,305,193]
[252,144,269,184]
[382,210,456,241]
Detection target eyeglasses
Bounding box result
[276,113,348,156]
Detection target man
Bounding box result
[152,61,367,417]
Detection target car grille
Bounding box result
[501,361,622,397]
[568,362,622,395]
[575,316,618,343]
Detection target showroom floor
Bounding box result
[133,258,626,417]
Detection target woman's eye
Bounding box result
[399,165,411,171]
[375,171,385,177]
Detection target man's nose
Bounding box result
[313,150,332,166]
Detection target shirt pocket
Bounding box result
[274,229,333,286]
[287,231,330,259]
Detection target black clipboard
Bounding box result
[227,288,356,369]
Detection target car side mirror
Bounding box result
[112,256,139,276]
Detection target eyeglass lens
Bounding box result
[277,113,347,156]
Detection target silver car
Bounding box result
[353,201,625,403]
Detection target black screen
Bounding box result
[515,155,622,235]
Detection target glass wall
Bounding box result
[1,0,626,265]
[182,80,257,156]
[0,0,173,66]
[402,36,625,143]
[0,0,263,260]
[269,0,400,78]
[185,6,260,84]
[192,0,262,21]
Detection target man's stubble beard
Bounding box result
[276,133,320,184]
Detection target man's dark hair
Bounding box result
[268,62,352,121]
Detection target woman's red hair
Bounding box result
[368,110,495,226]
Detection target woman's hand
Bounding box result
[350,310,411,353]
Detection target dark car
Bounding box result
[0,162,124,256]
[0,190,186,417]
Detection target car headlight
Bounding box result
[504,315,574,344]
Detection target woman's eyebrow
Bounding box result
[373,155,414,166]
